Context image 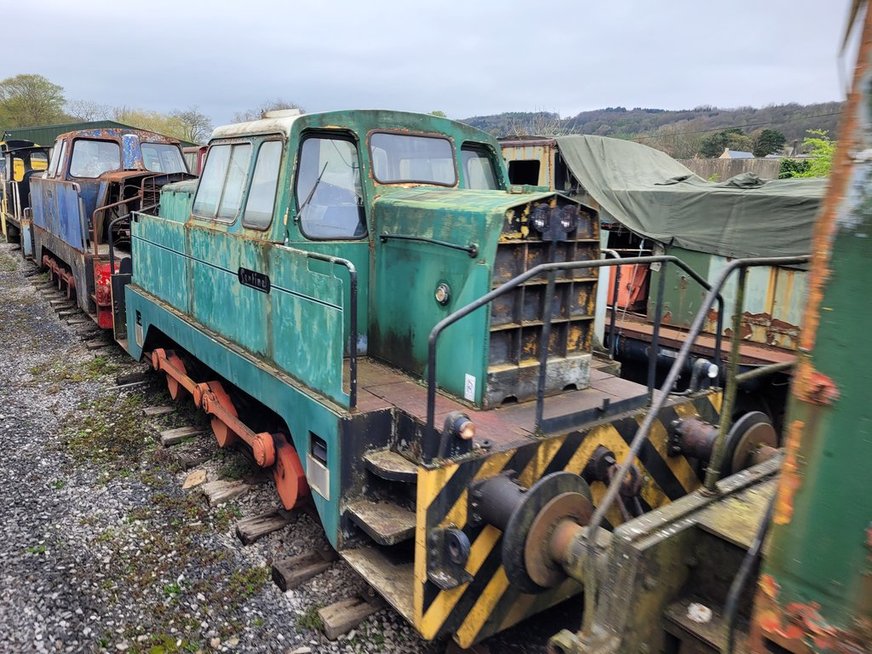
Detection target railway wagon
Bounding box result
[30,127,192,334]
[0,138,50,256]
[89,109,779,646]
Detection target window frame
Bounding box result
[293,131,367,242]
[460,142,501,190]
[241,139,284,232]
[47,139,67,179]
[191,139,253,224]
[367,129,457,187]
[140,142,187,175]
[68,138,122,179]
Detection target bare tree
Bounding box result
[66,99,111,122]
[170,106,213,144]
[111,105,212,144]
[643,123,704,159]
[505,111,574,138]
[233,98,304,123]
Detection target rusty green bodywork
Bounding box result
[123,110,591,545]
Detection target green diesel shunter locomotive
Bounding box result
[118,109,773,646]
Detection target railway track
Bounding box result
[3,245,555,653]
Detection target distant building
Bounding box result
[1,120,196,148]
[719,147,754,159]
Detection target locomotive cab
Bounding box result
[124,110,762,647]
[30,128,193,333]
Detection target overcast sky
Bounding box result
[3,0,855,125]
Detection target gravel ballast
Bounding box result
[0,244,563,653]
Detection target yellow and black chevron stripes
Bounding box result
[413,391,722,647]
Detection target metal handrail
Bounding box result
[423,254,725,461]
[579,254,809,635]
[602,248,622,360]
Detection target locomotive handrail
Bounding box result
[379,232,479,258]
[579,254,809,636]
[602,248,623,361]
[424,254,724,461]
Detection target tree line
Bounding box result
[0,73,304,144]
[463,102,842,160]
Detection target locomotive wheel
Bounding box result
[272,432,309,509]
[202,381,240,448]
[152,349,187,401]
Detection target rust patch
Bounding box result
[773,419,804,525]
[793,359,840,405]
[759,573,780,599]
[753,590,870,654]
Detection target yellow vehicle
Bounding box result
[0,139,50,257]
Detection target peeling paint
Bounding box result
[773,419,803,525]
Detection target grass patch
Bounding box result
[227,565,270,599]
[217,451,257,481]
[63,392,149,467]
[31,355,121,384]
[295,604,324,631]
[25,544,47,555]
[213,504,242,531]
[0,252,17,272]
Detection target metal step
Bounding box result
[363,449,418,483]
[346,499,416,546]
[663,596,748,653]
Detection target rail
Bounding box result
[424,254,724,461]
[579,254,809,635]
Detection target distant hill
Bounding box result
[461,102,843,158]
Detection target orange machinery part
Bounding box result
[150,348,309,509]
[608,263,649,312]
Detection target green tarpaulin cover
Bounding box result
[554,135,827,259]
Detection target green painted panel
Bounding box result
[370,189,519,404]
[270,246,347,404]
[158,179,197,222]
[131,214,189,311]
[648,245,806,349]
[647,247,712,327]
[763,155,872,635]
[125,286,344,546]
[188,226,272,357]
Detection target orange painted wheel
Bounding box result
[272,432,309,510]
[165,355,187,400]
[166,375,183,400]
[203,381,239,448]
[210,417,238,448]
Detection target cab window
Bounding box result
[192,142,252,221]
[47,140,66,178]
[370,132,455,185]
[69,139,120,178]
[31,151,48,172]
[141,143,186,174]
[461,144,498,190]
[243,141,282,230]
[295,135,365,239]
